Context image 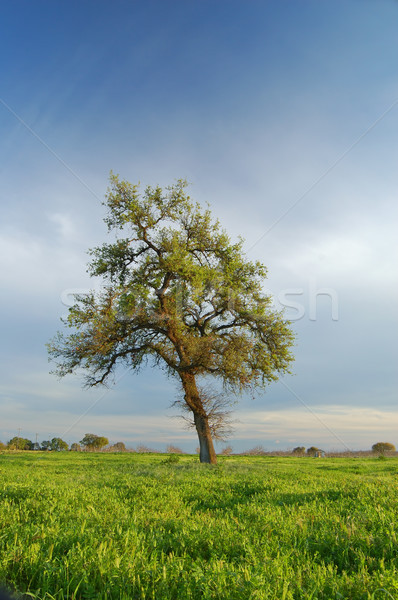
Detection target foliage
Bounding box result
[161,454,181,464]
[110,442,126,452]
[70,443,81,452]
[0,442,5,451]
[80,434,109,451]
[292,446,306,456]
[306,446,320,457]
[0,453,398,600]
[7,437,33,450]
[38,438,69,452]
[372,442,396,455]
[49,437,69,452]
[220,445,233,455]
[47,176,295,463]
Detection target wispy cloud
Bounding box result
[232,405,398,449]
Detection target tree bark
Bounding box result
[180,373,217,464]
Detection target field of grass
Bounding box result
[0,452,397,599]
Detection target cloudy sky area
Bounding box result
[0,0,397,451]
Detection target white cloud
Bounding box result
[48,213,76,241]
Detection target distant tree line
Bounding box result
[292,446,324,457]
[0,434,126,452]
[218,443,397,457]
[0,438,396,456]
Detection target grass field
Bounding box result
[0,452,397,599]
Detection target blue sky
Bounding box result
[1,0,397,452]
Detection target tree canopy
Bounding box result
[80,434,109,451]
[306,446,321,457]
[292,446,306,456]
[7,437,33,450]
[372,442,396,455]
[50,437,69,451]
[48,175,295,463]
[110,442,126,452]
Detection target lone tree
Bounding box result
[372,442,396,455]
[80,433,109,451]
[48,176,294,464]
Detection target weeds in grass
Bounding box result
[161,454,181,464]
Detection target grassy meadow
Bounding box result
[0,452,397,599]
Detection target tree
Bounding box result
[292,446,306,456]
[70,443,81,451]
[50,437,69,451]
[110,442,126,452]
[306,446,320,457]
[7,437,33,450]
[372,442,396,455]
[41,440,52,451]
[48,176,295,464]
[80,433,109,451]
[174,384,235,443]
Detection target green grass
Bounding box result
[0,452,398,599]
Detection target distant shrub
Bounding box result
[166,444,183,454]
[161,454,180,465]
[0,442,5,451]
[110,442,126,452]
[292,446,306,456]
[220,445,233,455]
[243,446,266,456]
[372,442,396,455]
[70,443,81,452]
[306,446,320,457]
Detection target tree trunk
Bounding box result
[194,411,217,464]
[180,373,217,464]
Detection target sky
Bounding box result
[0,0,397,452]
